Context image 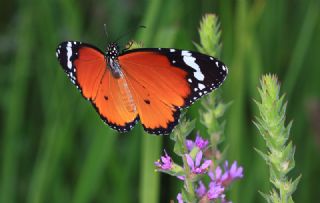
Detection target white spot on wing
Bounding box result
[181,50,204,81]
[223,65,228,74]
[198,83,205,90]
[170,49,175,52]
[66,42,73,70]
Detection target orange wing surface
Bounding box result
[119,51,190,134]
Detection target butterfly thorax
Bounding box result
[105,43,122,79]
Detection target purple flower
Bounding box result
[154,150,173,170]
[207,182,225,200]
[208,166,223,181]
[209,161,243,186]
[195,134,209,149]
[186,151,212,174]
[228,161,243,179]
[177,193,184,203]
[186,134,209,151]
[195,181,206,197]
[221,161,243,186]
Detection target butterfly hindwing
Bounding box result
[92,70,139,132]
[123,69,182,135]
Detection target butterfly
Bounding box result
[55,41,228,135]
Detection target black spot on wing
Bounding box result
[144,99,151,104]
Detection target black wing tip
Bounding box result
[182,54,228,107]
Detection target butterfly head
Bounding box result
[105,43,120,59]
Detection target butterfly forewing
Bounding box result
[56,41,106,99]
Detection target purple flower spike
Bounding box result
[186,151,212,174]
[195,181,206,198]
[207,182,225,200]
[154,150,173,170]
[177,193,184,203]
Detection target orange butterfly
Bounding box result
[56,41,228,135]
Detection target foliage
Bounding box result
[1,1,320,203]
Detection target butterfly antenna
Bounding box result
[114,25,146,43]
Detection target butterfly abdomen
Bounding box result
[117,76,136,113]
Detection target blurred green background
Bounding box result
[1,0,320,202]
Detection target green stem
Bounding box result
[182,155,195,201]
[175,130,196,202]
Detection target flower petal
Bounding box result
[208,171,214,180]
[186,154,194,170]
[177,193,184,203]
[215,166,223,180]
[195,181,206,197]
[186,140,194,151]
[195,151,203,167]
[207,183,225,200]
[200,160,212,171]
